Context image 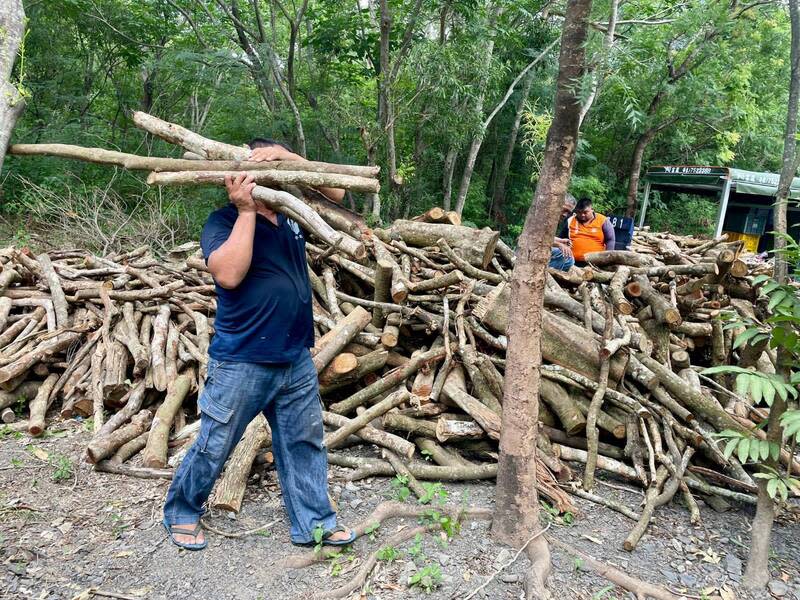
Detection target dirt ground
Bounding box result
[2,419,799,600]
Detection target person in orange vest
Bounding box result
[567,198,615,265]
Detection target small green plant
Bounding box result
[592,585,616,600]
[408,532,425,560]
[13,395,26,419]
[82,417,95,432]
[10,458,23,468]
[540,501,575,526]
[418,482,447,506]
[50,453,73,483]
[109,512,129,538]
[0,426,22,439]
[364,521,380,541]
[391,474,411,502]
[312,523,325,554]
[408,563,442,593]
[573,557,585,571]
[421,448,433,461]
[420,508,461,538]
[328,546,355,576]
[376,545,402,563]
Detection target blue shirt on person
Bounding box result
[200,203,315,364]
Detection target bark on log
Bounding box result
[378,220,499,268]
[11,143,380,177]
[148,169,379,193]
[322,411,415,459]
[213,414,271,513]
[442,366,501,440]
[329,346,447,414]
[141,372,193,468]
[35,254,69,328]
[539,379,586,435]
[324,389,410,448]
[584,251,656,268]
[0,331,82,385]
[312,306,371,372]
[26,374,59,436]
[150,304,170,392]
[86,409,153,464]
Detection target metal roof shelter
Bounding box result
[639,166,800,239]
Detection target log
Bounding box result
[609,266,633,315]
[86,409,153,464]
[150,304,170,392]
[382,413,438,438]
[147,169,379,193]
[141,372,193,468]
[327,454,498,481]
[324,389,410,448]
[35,254,69,328]
[213,414,271,513]
[0,330,82,385]
[435,417,485,442]
[635,275,681,327]
[635,354,744,432]
[538,379,585,435]
[11,142,381,177]
[442,366,501,440]
[329,345,447,414]
[312,306,371,372]
[27,373,60,436]
[322,411,415,459]
[379,220,499,269]
[110,431,149,464]
[583,251,656,268]
[414,437,473,467]
[436,238,503,284]
[130,113,366,259]
[381,313,401,347]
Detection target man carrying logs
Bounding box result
[162,139,355,550]
[567,197,615,266]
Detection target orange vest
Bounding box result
[568,212,607,261]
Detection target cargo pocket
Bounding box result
[196,386,235,460]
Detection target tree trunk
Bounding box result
[492,6,592,600]
[0,0,26,173]
[743,396,786,588]
[442,146,458,211]
[491,71,535,222]
[624,129,655,218]
[378,0,399,192]
[772,0,800,283]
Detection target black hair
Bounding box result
[247,137,294,152]
[575,197,593,211]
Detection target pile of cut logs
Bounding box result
[3,113,789,551]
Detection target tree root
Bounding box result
[280,501,492,569]
[298,524,428,600]
[548,537,678,600]
[462,522,552,600]
[524,535,553,600]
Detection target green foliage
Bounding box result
[407,532,425,559]
[408,564,442,593]
[364,521,380,541]
[49,453,74,483]
[753,466,800,502]
[417,482,448,506]
[540,500,575,526]
[391,474,411,502]
[376,545,402,563]
[312,523,325,554]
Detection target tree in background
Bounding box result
[0,0,27,173]
[491,1,592,598]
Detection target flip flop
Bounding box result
[293,525,357,547]
[162,519,208,551]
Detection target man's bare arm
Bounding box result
[207,174,257,290]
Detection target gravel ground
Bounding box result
[2,421,799,600]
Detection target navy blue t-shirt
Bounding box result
[200,204,315,364]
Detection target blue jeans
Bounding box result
[163,350,336,544]
[548,247,574,271]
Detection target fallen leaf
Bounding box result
[581,534,602,545]
[114,551,134,558]
[30,447,49,461]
